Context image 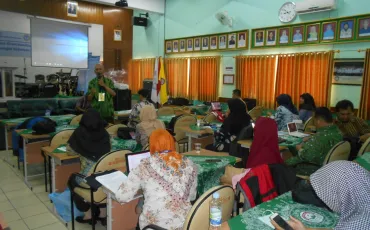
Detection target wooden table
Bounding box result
[179,126,214,151]
[238,139,288,151]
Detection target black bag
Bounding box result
[292,180,329,209]
[117,127,135,140]
[32,119,57,135]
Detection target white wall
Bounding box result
[0,10,103,83]
[83,0,165,14]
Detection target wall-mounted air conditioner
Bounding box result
[296,0,336,14]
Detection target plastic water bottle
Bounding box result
[210,192,222,229]
[45,109,51,116]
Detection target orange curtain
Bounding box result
[275,51,334,107]
[127,58,155,93]
[235,55,277,109]
[359,49,370,120]
[165,58,188,98]
[189,56,220,101]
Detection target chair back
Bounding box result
[183,185,234,230]
[157,107,175,116]
[70,114,82,125]
[203,113,217,123]
[303,117,315,132]
[248,106,263,121]
[174,115,197,142]
[50,129,75,148]
[323,141,351,165]
[358,137,370,156]
[106,124,127,136]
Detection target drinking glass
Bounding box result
[195,143,202,154]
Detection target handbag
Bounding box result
[117,127,136,140]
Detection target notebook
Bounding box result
[95,171,128,194]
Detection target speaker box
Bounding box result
[133,16,147,27]
[114,89,131,111]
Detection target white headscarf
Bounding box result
[139,105,165,136]
[310,161,370,230]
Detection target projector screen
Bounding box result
[31,17,89,68]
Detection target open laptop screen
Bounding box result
[287,122,298,133]
[211,102,221,111]
[125,151,151,173]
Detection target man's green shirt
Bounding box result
[88,77,115,119]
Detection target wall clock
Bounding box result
[279,2,297,23]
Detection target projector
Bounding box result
[115,0,128,7]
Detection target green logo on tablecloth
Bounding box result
[291,207,336,228]
[299,211,323,223]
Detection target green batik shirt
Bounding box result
[285,125,343,176]
[88,77,115,119]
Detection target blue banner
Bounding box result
[0,31,31,57]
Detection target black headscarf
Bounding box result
[68,109,111,161]
[223,99,251,135]
[276,94,299,115]
[299,93,316,111]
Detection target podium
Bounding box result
[0,67,16,99]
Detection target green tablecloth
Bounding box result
[186,155,236,195]
[279,135,303,156]
[158,115,175,126]
[1,115,75,126]
[19,125,78,137]
[228,192,339,230]
[356,152,370,171]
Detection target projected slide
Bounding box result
[31,18,88,68]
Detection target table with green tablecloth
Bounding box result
[1,114,75,127]
[279,134,303,156]
[18,125,79,137]
[226,192,338,230]
[158,115,176,127]
[186,155,237,195]
[356,152,370,171]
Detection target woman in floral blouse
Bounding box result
[115,129,198,230]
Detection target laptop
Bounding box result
[125,151,151,173]
[287,122,310,138]
[211,102,221,111]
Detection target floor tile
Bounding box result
[23,212,58,229]
[10,194,41,209]
[0,200,14,212]
[5,188,33,199]
[43,200,54,211]
[17,203,49,218]
[2,209,21,223]
[1,181,29,192]
[7,219,29,230]
[0,193,7,202]
[34,222,68,230]
[31,184,45,194]
[36,191,51,202]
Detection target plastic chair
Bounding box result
[69,115,82,125]
[323,141,351,165]
[69,149,132,230]
[358,137,370,156]
[105,124,127,136]
[303,117,315,132]
[50,129,75,148]
[203,113,217,123]
[157,107,175,116]
[173,115,196,152]
[248,106,263,121]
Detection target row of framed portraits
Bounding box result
[252,15,370,48]
[165,30,249,54]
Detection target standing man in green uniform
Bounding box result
[88,64,116,123]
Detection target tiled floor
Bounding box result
[0,151,106,230]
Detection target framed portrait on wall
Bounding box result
[357,17,370,39]
[172,40,179,53]
[114,30,122,41]
[332,59,364,85]
[186,39,193,52]
[202,37,209,50]
[219,35,227,49]
[292,26,304,44]
[165,41,172,53]
[322,21,337,42]
[194,38,201,51]
[223,74,234,84]
[237,32,247,48]
[339,19,354,40]
[306,23,320,43]
[254,30,265,47]
[67,1,78,17]
[228,33,236,49]
[210,36,218,50]
[179,39,186,52]
[278,27,290,45]
[266,29,277,46]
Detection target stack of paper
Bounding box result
[96,171,128,194]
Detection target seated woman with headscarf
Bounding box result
[275,94,300,131]
[115,129,198,230]
[246,117,283,168]
[67,109,111,225]
[135,105,165,147]
[211,99,251,152]
[272,161,370,230]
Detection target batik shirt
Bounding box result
[115,154,198,230]
[274,106,300,131]
[88,77,115,120]
[285,125,343,176]
[127,100,154,128]
[335,116,370,138]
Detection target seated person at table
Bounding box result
[272,161,370,230]
[135,105,165,147]
[285,107,342,176]
[75,94,92,114]
[299,93,316,123]
[115,129,197,230]
[246,117,283,168]
[211,99,251,152]
[275,94,300,131]
[67,109,111,225]
[128,89,154,128]
[335,99,370,142]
